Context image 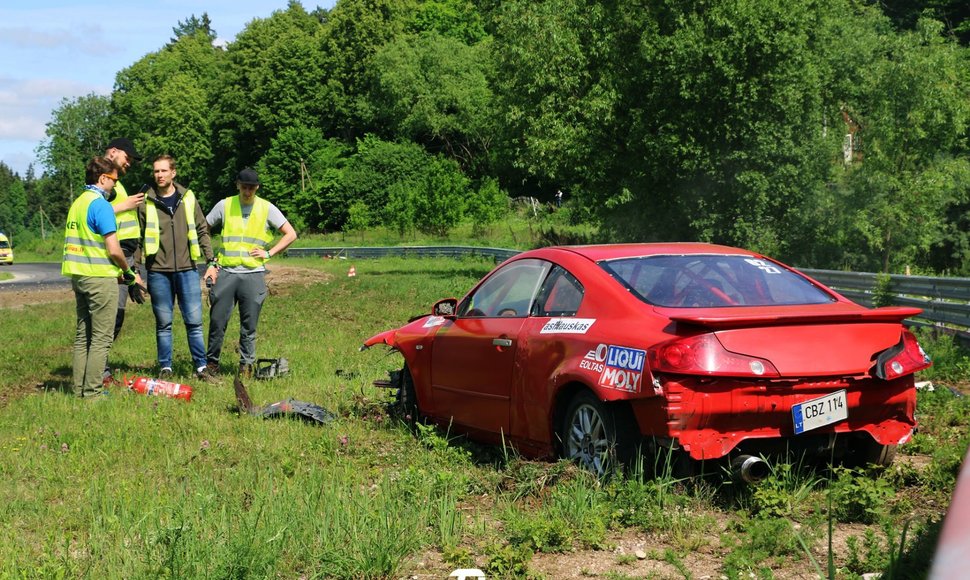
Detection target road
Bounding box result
[0,262,206,291]
[0,262,68,290]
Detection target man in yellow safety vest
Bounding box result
[137,154,216,382]
[203,167,297,378]
[103,138,145,379]
[62,157,144,397]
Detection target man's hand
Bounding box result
[128,282,146,304]
[249,247,271,260]
[116,192,145,212]
[204,265,219,288]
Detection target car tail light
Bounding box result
[648,333,780,377]
[874,331,932,380]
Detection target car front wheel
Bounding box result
[560,391,634,477]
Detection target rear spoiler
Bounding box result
[667,306,923,330]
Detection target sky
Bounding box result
[0,0,336,177]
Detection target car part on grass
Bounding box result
[233,374,334,425]
[107,375,193,401]
[254,357,289,380]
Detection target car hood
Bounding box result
[663,305,921,376]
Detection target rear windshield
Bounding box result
[600,254,836,307]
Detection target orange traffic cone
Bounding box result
[348,265,356,277]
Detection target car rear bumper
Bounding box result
[630,375,916,460]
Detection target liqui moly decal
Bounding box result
[580,343,645,393]
[422,316,447,328]
[540,318,596,334]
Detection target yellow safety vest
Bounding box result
[144,189,201,260]
[62,190,121,277]
[218,196,273,268]
[111,181,140,241]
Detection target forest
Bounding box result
[0,0,968,274]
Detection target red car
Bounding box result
[362,244,931,477]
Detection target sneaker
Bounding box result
[196,367,219,384]
[159,367,173,380]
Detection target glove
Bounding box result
[122,269,137,286]
[128,283,145,304]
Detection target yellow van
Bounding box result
[0,232,12,265]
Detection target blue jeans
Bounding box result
[147,269,206,370]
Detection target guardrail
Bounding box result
[286,245,970,338]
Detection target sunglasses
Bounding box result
[102,173,119,181]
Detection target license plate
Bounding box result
[792,390,848,434]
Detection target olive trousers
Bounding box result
[71,275,118,397]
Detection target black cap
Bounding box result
[106,137,143,162]
[236,167,260,185]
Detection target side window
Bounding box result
[534,266,584,317]
[459,259,551,318]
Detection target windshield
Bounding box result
[600,254,836,307]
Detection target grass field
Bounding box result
[1,255,968,578]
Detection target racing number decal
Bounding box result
[744,258,781,274]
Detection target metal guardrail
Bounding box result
[286,246,970,336]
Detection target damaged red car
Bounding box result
[362,244,931,478]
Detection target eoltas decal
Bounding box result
[422,316,447,328]
[582,343,645,393]
[540,318,596,334]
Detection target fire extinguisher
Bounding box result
[127,376,193,402]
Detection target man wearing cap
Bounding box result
[102,138,145,377]
[137,154,217,382]
[63,157,144,397]
[203,168,297,378]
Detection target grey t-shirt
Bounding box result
[206,198,288,273]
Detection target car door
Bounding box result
[431,259,551,435]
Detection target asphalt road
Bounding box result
[0,263,181,291]
[0,262,68,290]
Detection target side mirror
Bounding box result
[433,298,458,318]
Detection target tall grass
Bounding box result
[1,255,967,577]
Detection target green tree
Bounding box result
[0,163,28,235]
[413,155,468,236]
[341,135,432,227]
[256,125,349,232]
[209,2,326,194]
[840,18,970,272]
[36,93,112,222]
[466,177,508,236]
[368,32,495,170]
[110,27,224,202]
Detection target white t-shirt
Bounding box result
[206,198,288,273]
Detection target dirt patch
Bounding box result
[265,265,333,295]
[0,287,73,309]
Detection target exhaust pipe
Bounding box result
[731,454,770,484]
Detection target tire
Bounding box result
[849,438,897,468]
[395,365,420,426]
[559,391,635,477]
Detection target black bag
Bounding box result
[254,357,289,380]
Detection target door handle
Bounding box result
[492,338,513,347]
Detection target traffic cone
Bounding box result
[348,265,356,277]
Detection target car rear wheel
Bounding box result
[560,391,635,477]
[849,438,897,468]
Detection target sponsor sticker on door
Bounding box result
[540,318,595,334]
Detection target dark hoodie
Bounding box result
[136,182,214,272]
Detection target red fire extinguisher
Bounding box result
[127,376,193,402]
